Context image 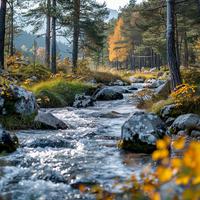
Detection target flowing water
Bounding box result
[0,87,152,200]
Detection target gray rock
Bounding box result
[0,97,4,110]
[1,84,38,116]
[166,117,175,126]
[171,114,200,134]
[191,130,200,137]
[0,125,19,153]
[111,86,131,94]
[144,79,165,89]
[155,79,171,98]
[160,104,177,120]
[129,77,145,83]
[34,111,68,130]
[112,79,125,86]
[94,87,123,101]
[73,94,94,108]
[121,111,167,153]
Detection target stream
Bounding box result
[0,86,153,200]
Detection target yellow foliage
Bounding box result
[108,18,129,62]
[171,84,197,105]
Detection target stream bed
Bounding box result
[0,89,153,200]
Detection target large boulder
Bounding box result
[94,87,123,101]
[73,94,94,108]
[34,111,68,130]
[0,84,38,116]
[121,111,167,153]
[171,114,200,134]
[155,79,171,98]
[0,125,19,153]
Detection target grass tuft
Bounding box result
[28,78,96,108]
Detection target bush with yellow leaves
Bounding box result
[80,137,200,200]
[170,84,200,115]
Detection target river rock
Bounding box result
[94,87,123,101]
[73,94,94,108]
[160,104,177,120]
[155,79,171,98]
[121,111,167,153]
[129,77,145,83]
[112,79,126,86]
[191,130,200,137]
[171,114,200,134]
[0,84,38,116]
[144,79,165,89]
[0,125,19,153]
[34,111,68,130]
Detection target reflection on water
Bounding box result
[0,89,152,200]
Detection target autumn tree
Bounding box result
[108,18,129,68]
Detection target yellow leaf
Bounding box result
[156,166,173,183]
[152,149,169,161]
[176,176,190,185]
[151,192,161,200]
[171,158,182,169]
[172,137,185,150]
[192,176,200,185]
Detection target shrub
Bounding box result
[28,78,96,108]
[181,68,200,85]
[170,84,200,115]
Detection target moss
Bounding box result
[0,113,37,130]
[28,78,96,108]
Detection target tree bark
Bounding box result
[197,0,200,14]
[10,0,14,56]
[183,31,189,68]
[0,0,7,69]
[166,0,182,89]
[51,0,57,74]
[45,0,51,68]
[175,13,180,68]
[72,0,80,72]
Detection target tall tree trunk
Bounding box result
[51,0,56,74]
[45,0,51,68]
[10,0,14,56]
[175,13,180,68]
[0,0,7,69]
[183,31,189,68]
[166,0,182,89]
[72,0,80,72]
[197,0,200,14]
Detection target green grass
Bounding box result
[0,113,37,130]
[28,78,96,108]
[10,64,51,82]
